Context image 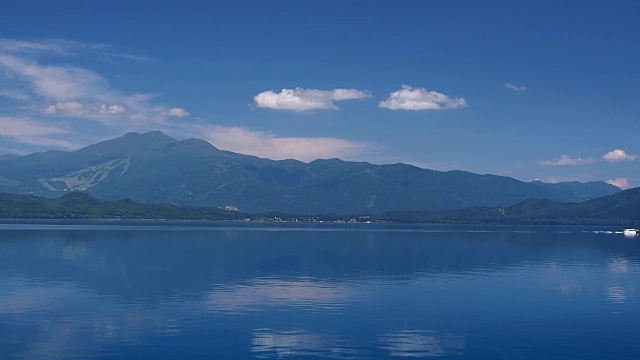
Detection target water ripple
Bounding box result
[378,330,465,358]
[606,285,627,304]
[251,329,366,359]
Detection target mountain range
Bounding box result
[0,131,621,214]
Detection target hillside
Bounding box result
[1,189,639,225]
[0,192,244,220]
[380,187,640,225]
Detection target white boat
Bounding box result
[623,228,638,237]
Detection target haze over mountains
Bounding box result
[0,131,620,214]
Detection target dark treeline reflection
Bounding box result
[1,224,638,303]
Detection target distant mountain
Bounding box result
[529,180,620,203]
[513,187,640,220]
[0,131,621,213]
[381,187,640,225]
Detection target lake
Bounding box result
[0,221,639,359]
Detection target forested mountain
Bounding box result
[0,131,620,214]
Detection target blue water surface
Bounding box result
[0,221,638,359]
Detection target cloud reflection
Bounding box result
[0,278,181,359]
[378,330,465,357]
[609,258,629,274]
[13,311,181,359]
[606,285,627,304]
[251,329,365,359]
[0,281,78,315]
[205,277,354,314]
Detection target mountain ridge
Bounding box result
[0,131,621,214]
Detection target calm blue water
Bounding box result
[0,221,639,359]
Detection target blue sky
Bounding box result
[0,1,639,188]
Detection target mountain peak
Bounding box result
[141,131,176,140]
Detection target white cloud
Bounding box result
[505,83,526,91]
[0,38,78,56]
[539,155,596,166]
[189,125,373,162]
[99,104,125,115]
[42,102,129,118]
[253,87,371,111]
[52,101,84,113]
[603,149,637,162]
[0,116,80,149]
[378,85,467,111]
[0,54,108,101]
[0,38,147,61]
[167,107,189,117]
[606,178,630,190]
[0,38,188,130]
